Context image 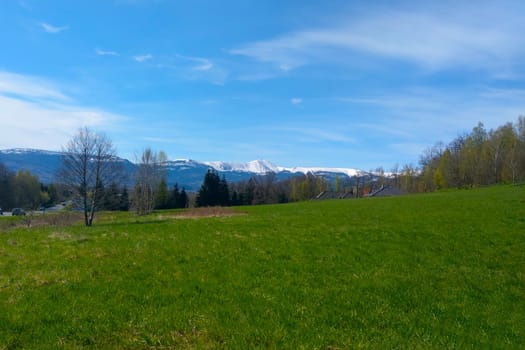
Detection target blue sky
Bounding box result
[1,0,524,170]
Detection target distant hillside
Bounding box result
[0,148,364,191]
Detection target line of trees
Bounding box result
[6,118,522,224]
[194,170,330,207]
[133,148,188,215]
[0,165,51,210]
[154,180,189,210]
[414,117,525,191]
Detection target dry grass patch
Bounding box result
[47,231,88,242]
[170,206,246,219]
[1,211,83,231]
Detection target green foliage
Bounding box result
[163,184,189,209]
[419,118,525,190]
[0,163,52,210]
[1,185,523,348]
[290,172,328,201]
[196,169,230,207]
[102,183,129,211]
[154,178,169,209]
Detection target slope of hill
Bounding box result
[0,185,523,348]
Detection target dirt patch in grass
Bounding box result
[168,207,246,219]
[33,212,83,227]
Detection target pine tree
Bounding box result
[168,184,180,209]
[119,187,130,211]
[196,169,229,207]
[155,178,169,209]
[178,188,188,208]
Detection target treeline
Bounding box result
[0,164,66,210]
[195,169,330,207]
[5,118,522,214]
[413,117,525,191]
[0,162,132,212]
[132,149,189,215]
[154,180,189,210]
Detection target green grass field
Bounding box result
[1,185,524,349]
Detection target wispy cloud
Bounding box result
[337,87,525,146]
[133,54,153,62]
[230,4,525,74]
[155,54,228,85]
[0,71,126,150]
[290,98,302,105]
[96,48,119,56]
[175,54,213,71]
[0,71,68,101]
[40,22,69,33]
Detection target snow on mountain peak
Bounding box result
[204,160,279,174]
[201,160,361,177]
[284,166,360,178]
[245,160,279,173]
[0,148,62,156]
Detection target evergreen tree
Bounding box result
[218,176,230,206]
[168,184,180,209]
[196,169,229,207]
[155,178,169,209]
[103,182,120,210]
[119,187,130,211]
[231,190,240,206]
[177,188,188,208]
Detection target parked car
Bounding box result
[11,208,26,216]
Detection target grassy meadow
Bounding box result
[1,185,524,348]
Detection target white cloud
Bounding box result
[230,4,525,74]
[290,98,302,105]
[0,71,126,150]
[95,48,119,56]
[184,56,213,71]
[338,87,525,146]
[0,71,68,101]
[174,54,214,71]
[155,54,228,85]
[133,54,153,62]
[40,22,68,33]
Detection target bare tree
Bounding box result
[59,127,121,226]
[133,148,167,215]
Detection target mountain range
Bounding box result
[0,148,363,191]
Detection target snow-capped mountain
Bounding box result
[204,160,280,174]
[203,160,362,177]
[284,166,360,178]
[0,148,364,191]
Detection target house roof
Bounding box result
[314,191,354,200]
[367,186,406,197]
